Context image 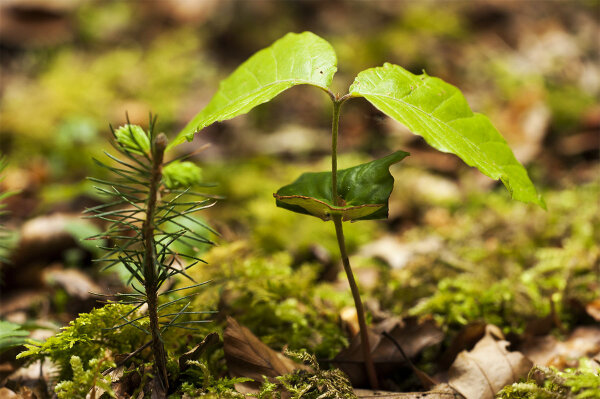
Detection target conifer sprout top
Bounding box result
[162,161,202,189]
[114,124,150,155]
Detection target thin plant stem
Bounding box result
[143,132,169,393]
[331,100,342,204]
[330,97,379,389]
[333,215,378,389]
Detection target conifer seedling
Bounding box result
[86,118,216,394]
[173,32,544,389]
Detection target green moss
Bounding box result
[177,359,250,398]
[54,354,116,399]
[17,303,145,380]
[257,350,356,399]
[498,362,600,399]
[185,242,350,358]
[372,183,599,334]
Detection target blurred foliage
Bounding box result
[2,1,599,396]
[0,158,18,264]
[373,181,599,335]
[1,26,214,179]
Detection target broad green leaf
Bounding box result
[170,32,337,149]
[350,63,545,208]
[274,151,409,222]
[0,321,29,353]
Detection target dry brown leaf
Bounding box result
[359,236,443,270]
[335,317,443,387]
[223,317,304,391]
[521,325,600,368]
[439,322,487,370]
[0,388,19,399]
[585,298,600,322]
[179,332,220,372]
[43,265,102,300]
[448,325,532,399]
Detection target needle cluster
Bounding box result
[85,116,216,393]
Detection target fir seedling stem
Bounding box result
[144,132,169,391]
[331,97,378,389]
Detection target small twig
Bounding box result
[381,331,438,389]
[164,143,212,165]
[102,340,153,376]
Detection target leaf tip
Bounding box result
[537,195,547,211]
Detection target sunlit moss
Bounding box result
[498,361,600,399]
[17,303,145,381]
[184,241,350,358]
[376,183,599,334]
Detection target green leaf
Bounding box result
[274,151,409,222]
[0,321,29,353]
[170,32,337,149]
[350,63,545,208]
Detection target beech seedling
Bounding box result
[174,31,544,388]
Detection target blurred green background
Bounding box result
[1,0,597,196]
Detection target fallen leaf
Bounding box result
[43,265,102,300]
[448,325,532,399]
[179,332,220,372]
[521,325,600,368]
[359,236,443,270]
[585,298,600,322]
[111,365,144,399]
[340,306,360,337]
[439,322,487,370]
[223,317,304,391]
[0,388,18,399]
[334,317,443,387]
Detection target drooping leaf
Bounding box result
[350,63,545,208]
[274,151,409,222]
[170,31,337,148]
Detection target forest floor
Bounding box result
[0,1,599,398]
